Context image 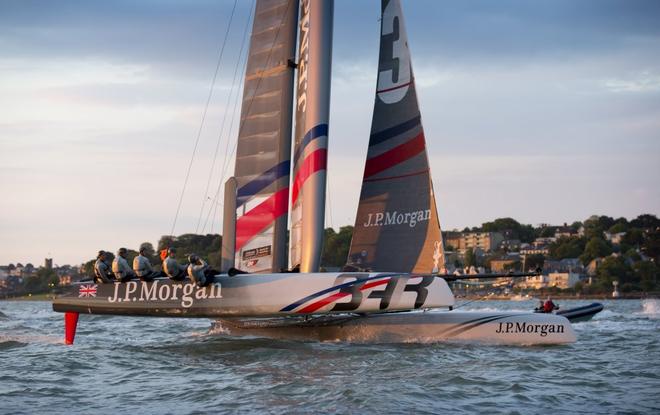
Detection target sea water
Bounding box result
[1,299,658,414]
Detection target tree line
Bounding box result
[10,213,653,297]
[458,214,659,293]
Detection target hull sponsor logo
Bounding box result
[363,209,430,228]
[281,274,435,313]
[107,281,222,309]
[495,322,565,337]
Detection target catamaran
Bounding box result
[53,0,576,345]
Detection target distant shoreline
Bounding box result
[459,293,656,300]
[1,293,55,302]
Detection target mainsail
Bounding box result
[289,0,334,272]
[346,0,445,273]
[230,0,299,273]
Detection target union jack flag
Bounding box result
[78,284,97,298]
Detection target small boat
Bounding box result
[556,302,604,322]
[534,302,603,322]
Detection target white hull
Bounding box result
[53,272,454,317]
[213,311,576,345]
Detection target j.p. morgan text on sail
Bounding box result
[363,209,431,228]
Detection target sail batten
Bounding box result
[346,0,445,274]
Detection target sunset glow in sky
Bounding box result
[1,0,659,265]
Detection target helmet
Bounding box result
[188,254,198,263]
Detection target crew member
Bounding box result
[94,250,113,283]
[133,245,163,282]
[163,247,187,281]
[543,297,558,313]
[187,254,219,287]
[112,247,136,282]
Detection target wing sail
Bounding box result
[232,0,299,273]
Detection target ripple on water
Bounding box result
[0,339,27,351]
[1,300,659,414]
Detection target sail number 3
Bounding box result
[377,0,411,104]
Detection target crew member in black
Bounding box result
[94,250,113,283]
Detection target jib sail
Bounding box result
[346,0,445,273]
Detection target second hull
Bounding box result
[212,311,576,345]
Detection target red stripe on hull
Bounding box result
[298,292,349,314]
[364,133,425,178]
[291,149,327,204]
[297,278,391,313]
[235,187,289,251]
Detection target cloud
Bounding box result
[602,71,660,93]
[1,0,660,265]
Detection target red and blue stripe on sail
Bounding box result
[292,123,328,204]
[235,161,290,251]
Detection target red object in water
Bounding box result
[64,312,79,345]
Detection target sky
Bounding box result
[1,0,659,266]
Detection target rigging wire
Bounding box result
[200,3,253,234]
[201,51,247,234]
[169,0,239,237]
[194,1,254,234]
[201,0,296,233]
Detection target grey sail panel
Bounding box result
[232,0,298,273]
[347,0,445,273]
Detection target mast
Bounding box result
[290,0,334,272]
[346,0,445,273]
[223,0,299,273]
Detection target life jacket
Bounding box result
[543,301,555,313]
